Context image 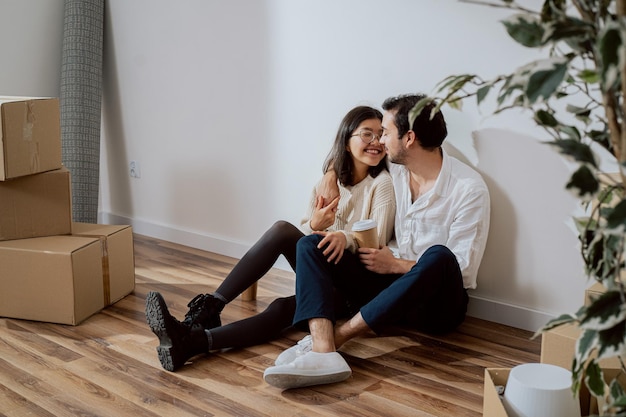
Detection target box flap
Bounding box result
[483,368,510,417]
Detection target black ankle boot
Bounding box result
[145,291,209,371]
[182,293,224,330]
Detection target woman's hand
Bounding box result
[313,231,347,264]
[309,195,339,231]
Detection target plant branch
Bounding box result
[458,0,538,14]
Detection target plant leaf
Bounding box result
[533,314,576,339]
[502,13,545,48]
[526,58,569,103]
[585,360,606,397]
[557,124,582,141]
[578,68,599,84]
[580,290,626,331]
[476,85,491,105]
[547,139,597,166]
[575,328,599,375]
[567,165,600,199]
[597,318,626,359]
[598,22,623,91]
[606,200,626,231]
[534,109,558,127]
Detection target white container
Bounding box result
[503,363,580,417]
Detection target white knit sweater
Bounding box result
[300,170,396,253]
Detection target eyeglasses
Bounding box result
[351,130,382,144]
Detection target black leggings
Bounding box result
[207,221,303,350]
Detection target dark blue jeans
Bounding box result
[292,234,468,335]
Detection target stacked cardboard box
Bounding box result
[483,282,621,416]
[0,96,135,325]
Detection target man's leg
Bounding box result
[360,245,467,335]
[263,235,355,389]
[334,311,372,348]
[309,317,336,352]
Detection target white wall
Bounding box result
[2,0,592,332]
[0,0,63,96]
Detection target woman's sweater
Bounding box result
[300,171,396,253]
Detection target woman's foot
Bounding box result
[145,291,209,371]
[182,293,224,329]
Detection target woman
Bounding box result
[145,105,396,371]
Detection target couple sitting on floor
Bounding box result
[145,93,490,390]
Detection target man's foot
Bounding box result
[275,335,312,366]
[145,291,208,371]
[183,293,224,330]
[263,351,352,389]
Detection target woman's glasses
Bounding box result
[351,130,382,144]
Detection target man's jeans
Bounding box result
[292,234,468,335]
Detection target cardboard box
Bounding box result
[0,235,105,325]
[483,367,625,416]
[71,222,135,305]
[0,167,72,241]
[539,320,624,416]
[483,368,511,417]
[0,96,61,180]
[540,322,621,370]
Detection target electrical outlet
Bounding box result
[130,160,141,178]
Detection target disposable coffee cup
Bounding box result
[352,219,378,248]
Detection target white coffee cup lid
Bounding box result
[352,219,377,232]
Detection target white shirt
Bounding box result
[389,149,490,289]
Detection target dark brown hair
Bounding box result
[323,106,386,186]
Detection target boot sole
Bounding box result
[264,369,352,389]
[145,291,183,371]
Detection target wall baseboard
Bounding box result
[101,212,554,332]
[466,296,552,333]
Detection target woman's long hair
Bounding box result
[322,106,386,186]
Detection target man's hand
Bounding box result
[316,171,340,208]
[358,246,412,275]
[309,195,339,231]
[313,231,347,264]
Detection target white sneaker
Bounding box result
[263,351,352,389]
[275,335,312,366]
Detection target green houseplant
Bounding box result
[414,0,626,414]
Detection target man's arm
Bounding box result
[316,170,340,208]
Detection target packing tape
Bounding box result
[100,236,111,305]
[23,100,34,141]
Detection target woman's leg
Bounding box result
[207,296,296,350]
[180,221,303,329]
[214,221,303,302]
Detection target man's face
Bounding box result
[381,110,407,165]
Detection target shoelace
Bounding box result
[295,335,312,355]
[183,294,207,326]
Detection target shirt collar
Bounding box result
[430,148,451,198]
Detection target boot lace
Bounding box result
[183,294,208,327]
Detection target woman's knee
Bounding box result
[262,221,301,243]
[265,296,297,316]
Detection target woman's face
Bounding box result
[347,118,385,170]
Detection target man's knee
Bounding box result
[423,244,454,259]
[297,234,322,252]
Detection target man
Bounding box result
[263,93,491,389]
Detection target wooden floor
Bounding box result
[0,234,541,416]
